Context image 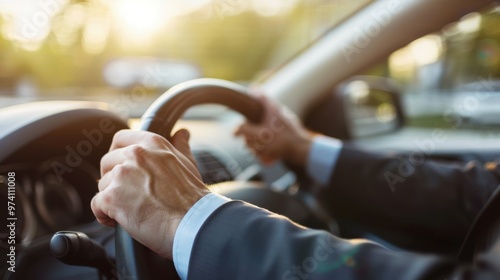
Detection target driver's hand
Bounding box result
[91,129,209,260]
[235,94,313,167]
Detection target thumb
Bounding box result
[234,122,261,138]
[172,129,196,166]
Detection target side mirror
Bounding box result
[339,76,405,138]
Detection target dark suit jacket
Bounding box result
[188,145,500,279]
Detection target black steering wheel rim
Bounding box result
[115,78,264,280]
[140,78,263,139]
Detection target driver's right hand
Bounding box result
[235,93,314,167]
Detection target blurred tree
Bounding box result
[0,0,371,96]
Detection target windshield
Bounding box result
[0,0,371,116]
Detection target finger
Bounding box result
[234,122,261,138]
[171,129,197,167]
[101,148,125,177]
[171,129,190,154]
[243,136,263,151]
[255,94,273,109]
[110,130,137,151]
[100,144,144,176]
[98,170,113,192]
[255,95,286,126]
[91,193,116,227]
[234,123,249,137]
[251,94,270,116]
[234,94,276,137]
[110,130,169,151]
[260,95,284,118]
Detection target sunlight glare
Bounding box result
[409,35,442,66]
[389,47,414,72]
[458,12,481,34]
[0,0,69,51]
[347,80,370,102]
[53,4,88,47]
[83,17,110,54]
[252,0,298,17]
[111,0,170,44]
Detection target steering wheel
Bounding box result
[115,78,334,279]
[115,78,264,279]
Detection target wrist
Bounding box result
[285,132,313,167]
[162,185,210,259]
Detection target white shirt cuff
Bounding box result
[306,136,343,186]
[172,193,231,279]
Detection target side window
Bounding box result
[368,4,500,135]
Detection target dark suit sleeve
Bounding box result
[187,201,500,280]
[324,145,500,254]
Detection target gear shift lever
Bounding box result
[50,231,116,279]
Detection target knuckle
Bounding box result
[149,134,166,146]
[99,155,107,174]
[103,185,119,206]
[100,154,106,167]
[112,130,126,142]
[97,177,106,192]
[113,164,130,177]
[100,152,112,167]
[163,151,176,160]
[90,196,99,211]
[128,145,146,159]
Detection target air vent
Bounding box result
[192,150,234,185]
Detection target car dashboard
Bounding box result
[0,101,255,279]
